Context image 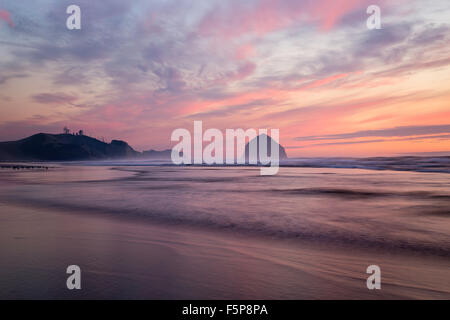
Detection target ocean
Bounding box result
[0,158,449,299]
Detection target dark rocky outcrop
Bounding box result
[244,134,288,163]
[0,133,139,161]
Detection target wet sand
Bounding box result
[0,202,449,299]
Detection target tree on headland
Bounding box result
[63,127,85,136]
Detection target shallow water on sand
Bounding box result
[0,165,449,299]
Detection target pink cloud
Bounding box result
[208,62,257,88]
[0,9,14,28]
[309,0,365,31]
[198,0,382,38]
[302,73,351,90]
[234,43,255,60]
[180,83,289,117]
[231,62,257,80]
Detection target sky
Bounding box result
[0,0,449,157]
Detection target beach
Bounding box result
[0,164,449,299]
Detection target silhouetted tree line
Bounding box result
[63,127,84,136]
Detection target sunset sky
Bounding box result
[0,0,449,157]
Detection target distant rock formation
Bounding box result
[0,133,139,161]
[244,134,288,163]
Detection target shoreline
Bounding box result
[0,164,49,170]
[1,155,450,174]
[2,192,450,259]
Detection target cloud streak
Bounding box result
[31,93,78,105]
[289,134,450,149]
[295,125,450,141]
